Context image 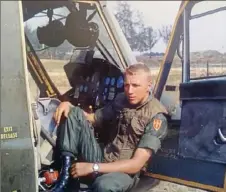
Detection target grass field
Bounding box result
[33,59,225,97]
[28,59,225,192]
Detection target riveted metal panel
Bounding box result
[1,1,37,192]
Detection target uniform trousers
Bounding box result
[57,107,136,192]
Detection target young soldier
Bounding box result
[51,63,168,192]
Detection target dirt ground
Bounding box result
[149,181,207,192]
[28,59,219,192]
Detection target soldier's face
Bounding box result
[124,71,151,105]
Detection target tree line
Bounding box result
[115,1,172,54]
[25,1,172,59]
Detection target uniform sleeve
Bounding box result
[137,113,168,154]
[94,103,115,127]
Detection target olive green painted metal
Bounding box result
[0,1,38,192]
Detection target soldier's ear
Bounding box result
[148,85,152,93]
[148,78,152,89]
[147,79,152,93]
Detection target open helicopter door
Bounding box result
[177,1,226,190]
[147,1,226,192]
[0,1,38,192]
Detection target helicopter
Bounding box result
[1,0,226,192]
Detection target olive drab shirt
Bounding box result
[94,93,168,162]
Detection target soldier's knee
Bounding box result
[69,106,82,116]
[92,179,117,192]
[93,182,117,192]
[92,173,133,192]
[68,106,85,121]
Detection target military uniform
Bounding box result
[57,93,168,191]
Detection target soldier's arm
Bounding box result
[95,113,168,174]
[137,113,168,153]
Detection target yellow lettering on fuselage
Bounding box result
[1,132,18,139]
[1,126,18,140]
[4,126,13,133]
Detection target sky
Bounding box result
[26,1,226,54]
[108,1,226,53]
[108,1,181,53]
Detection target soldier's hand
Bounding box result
[53,101,71,126]
[70,162,93,178]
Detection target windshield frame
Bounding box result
[188,1,226,81]
[76,0,137,70]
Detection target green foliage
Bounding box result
[159,25,173,45]
[114,1,160,52]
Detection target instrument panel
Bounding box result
[68,59,124,111]
[117,76,124,88]
[101,76,124,103]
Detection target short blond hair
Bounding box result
[124,62,151,80]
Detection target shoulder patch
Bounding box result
[153,118,162,131]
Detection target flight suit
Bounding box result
[57,93,168,191]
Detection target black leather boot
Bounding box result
[50,156,73,192]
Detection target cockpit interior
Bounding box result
[63,56,124,112]
[24,1,128,114]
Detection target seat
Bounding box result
[178,80,226,164]
[32,97,60,166]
